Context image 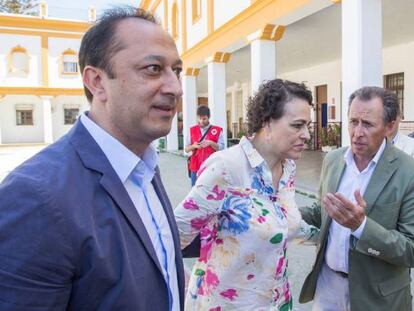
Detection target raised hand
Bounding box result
[323,189,366,231]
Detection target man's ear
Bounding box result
[385,120,396,138]
[82,66,108,103]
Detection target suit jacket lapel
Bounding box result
[321,152,346,227]
[152,168,185,300]
[363,144,398,215]
[68,121,163,275]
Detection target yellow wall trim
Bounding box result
[332,0,341,3]
[207,0,214,34]
[0,15,91,33]
[206,52,231,64]
[181,0,309,66]
[192,0,201,24]
[150,0,162,13]
[0,87,84,96]
[0,28,84,39]
[172,1,179,39]
[184,67,200,76]
[163,0,169,31]
[140,0,153,10]
[181,0,187,52]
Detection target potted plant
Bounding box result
[319,124,340,152]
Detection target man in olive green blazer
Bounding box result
[299,87,414,311]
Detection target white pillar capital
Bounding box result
[205,52,231,64]
[184,67,200,77]
[247,24,285,43]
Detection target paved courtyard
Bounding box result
[1,145,413,310]
[0,145,316,310]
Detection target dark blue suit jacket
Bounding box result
[0,121,184,310]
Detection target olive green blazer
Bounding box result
[299,143,414,311]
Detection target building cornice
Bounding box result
[0,14,91,33]
[181,0,308,66]
[0,28,84,38]
[0,87,84,96]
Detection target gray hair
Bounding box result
[348,86,400,124]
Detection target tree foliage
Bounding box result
[0,0,39,15]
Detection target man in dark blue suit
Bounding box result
[0,6,184,310]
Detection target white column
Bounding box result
[41,96,53,144]
[166,113,178,151]
[248,25,285,95]
[206,52,230,148]
[250,39,275,95]
[241,83,250,123]
[182,68,199,151]
[341,0,382,146]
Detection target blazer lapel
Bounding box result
[363,144,398,215]
[68,121,163,275]
[321,152,346,227]
[99,174,163,274]
[152,168,185,300]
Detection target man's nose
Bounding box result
[162,69,183,98]
[354,123,364,137]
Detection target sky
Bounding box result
[45,0,141,20]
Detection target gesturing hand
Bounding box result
[323,190,366,231]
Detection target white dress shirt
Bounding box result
[80,113,179,311]
[325,139,386,273]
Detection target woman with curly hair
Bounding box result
[175,79,318,310]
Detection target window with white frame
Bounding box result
[9,45,29,74]
[16,110,33,125]
[61,49,79,74]
[64,108,79,124]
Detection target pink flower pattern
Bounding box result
[175,137,318,310]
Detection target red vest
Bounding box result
[189,125,222,172]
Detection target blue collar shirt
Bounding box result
[80,113,179,311]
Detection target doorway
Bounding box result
[315,85,328,149]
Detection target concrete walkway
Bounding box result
[2,145,412,310]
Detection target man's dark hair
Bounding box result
[79,6,159,103]
[197,105,210,118]
[348,86,400,124]
[246,79,313,135]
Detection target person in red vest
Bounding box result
[185,105,224,186]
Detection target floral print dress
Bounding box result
[175,136,318,311]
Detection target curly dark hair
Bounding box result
[246,79,313,135]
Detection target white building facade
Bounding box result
[0,3,93,144]
[1,0,413,148]
[141,0,414,150]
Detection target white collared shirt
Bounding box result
[325,139,386,273]
[80,113,179,311]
